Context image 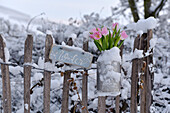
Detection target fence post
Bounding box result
[24,35,33,113]
[0,35,12,113]
[43,34,53,113]
[130,35,141,113]
[140,30,153,113]
[146,30,154,113]
[61,38,73,113]
[115,43,124,113]
[82,40,88,113]
[97,61,106,113]
[98,96,106,113]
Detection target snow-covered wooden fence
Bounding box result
[0,34,89,113]
[0,30,154,113]
[131,29,154,113]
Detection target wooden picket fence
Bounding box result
[0,30,153,113]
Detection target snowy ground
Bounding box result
[0,7,170,113]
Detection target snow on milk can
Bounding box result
[97,47,121,96]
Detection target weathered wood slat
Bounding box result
[61,71,71,113]
[98,96,106,113]
[130,35,141,113]
[97,62,106,113]
[115,43,124,113]
[0,35,12,113]
[146,30,154,113]
[43,35,53,113]
[24,35,33,113]
[61,38,73,113]
[140,30,153,113]
[139,33,147,113]
[115,95,120,113]
[82,40,88,113]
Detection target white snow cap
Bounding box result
[127,17,157,33]
[4,47,10,62]
[46,30,53,35]
[97,47,121,63]
[69,33,77,40]
[149,37,157,49]
[132,49,144,59]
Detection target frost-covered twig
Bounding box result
[26,13,45,32]
[30,78,44,94]
[68,77,89,113]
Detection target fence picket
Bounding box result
[0,35,12,113]
[24,35,33,113]
[115,43,124,113]
[140,30,153,113]
[98,96,106,113]
[130,35,141,113]
[82,40,88,113]
[43,34,53,113]
[61,38,73,113]
[97,61,106,113]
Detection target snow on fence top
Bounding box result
[127,17,157,33]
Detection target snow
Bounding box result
[132,49,144,59]
[46,30,53,35]
[9,66,23,75]
[121,79,131,99]
[33,73,43,81]
[96,91,120,97]
[97,47,121,96]
[54,110,61,113]
[24,103,28,110]
[136,30,143,36]
[4,47,10,62]
[69,33,77,40]
[82,31,89,42]
[38,57,45,69]
[44,62,59,72]
[16,106,24,113]
[127,17,157,33]
[59,44,84,52]
[0,58,3,63]
[150,37,157,49]
[88,98,98,109]
[97,47,121,63]
[51,78,61,89]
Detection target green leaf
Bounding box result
[115,29,121,39]
[114,36,120,47]
[106,35,109,50]
[101,35,107,51]
[94,39,102,52]
[114,29,121,47]
[117,40,124,48]
[108,31,112,49]
[110,26,118,48]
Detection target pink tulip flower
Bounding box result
[93,31,102,40]
[121,31,128,39]
[90,28,102,40]
[101,27,108,36]
[112,23,119,29]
